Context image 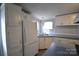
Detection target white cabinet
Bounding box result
[24,42,38,56]
[55,14,77,26]
[5,4,22,26]
[6,26,22,55]
[7,45,22,56]
[2,4,38,56]
[45,37,53,48]
[54,37,79,45]
[39,37,53,49]
[1,4,23,56]
[27,20,38,44]
[22,12,38,44]
[22,12,38,56]
[39,38,45,49]
[6,27,22,47]
[55,17,63,26]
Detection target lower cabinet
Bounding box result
[6,26,23,56]
[53,37,79,45]
[39,38,45,49]
[7,46,23,56]
[45,37,53,48]
[24,42,38,56]
[39,37,53,49]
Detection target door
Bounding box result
[6,26,23,56]
[39,37,45,49]
[24,42,38,56]
[5,4,22,26]
[22,12,38,44]
[45,37,53,48]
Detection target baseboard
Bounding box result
[38,48,47,51]
[35,48,47,56]
[35,53,38,56]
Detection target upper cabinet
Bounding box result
[5,4,22,26]
[55,13,78,26]
[74,14,79,23]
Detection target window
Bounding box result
[37,21,53,36]
[42,21,53,35]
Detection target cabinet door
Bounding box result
[24,42,38,56]
[55,17,62,26]
[22,12,29,45]
[55,14,77,26]
[39,38,45,49]
[39,37,53,49]
[5,4,22,26]
[45,37,53,48]
[23,13,38,44]
[7,45,23,56]
[62,14,77,25]
[6,26,23,56]
[28,21,38,44]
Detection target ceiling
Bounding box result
[19,3,79,20]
